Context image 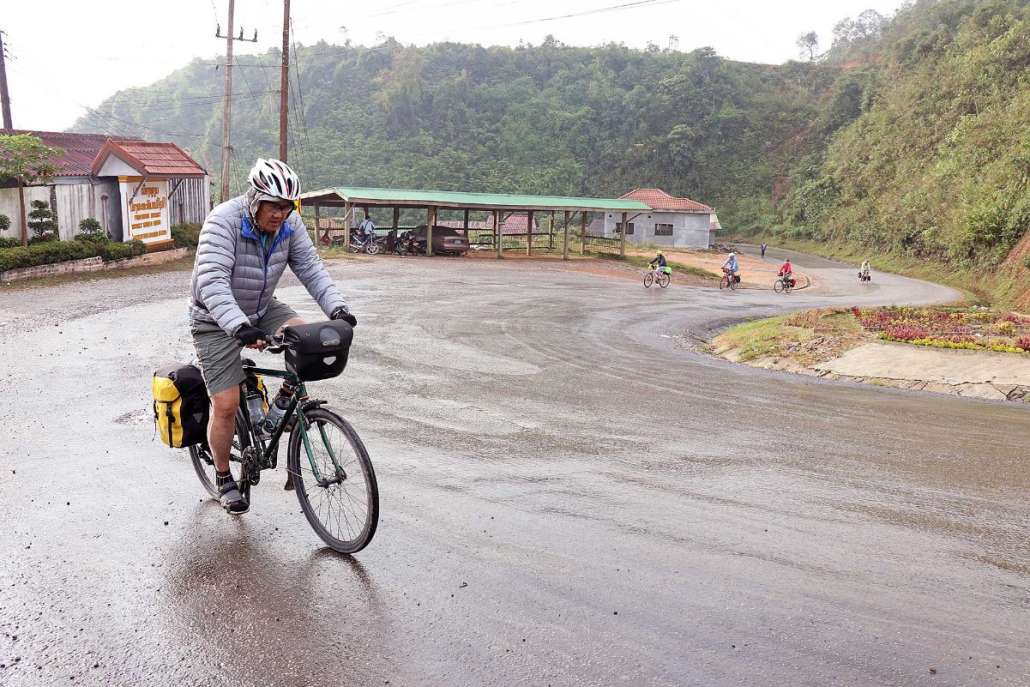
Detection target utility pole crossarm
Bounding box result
[216,2,259,203]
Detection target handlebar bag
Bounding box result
[152,363,210,448]
[282,320,354,381]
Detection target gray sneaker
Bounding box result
[218,478,249,515]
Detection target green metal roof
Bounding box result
[300,186,650,212]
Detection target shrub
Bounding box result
[1024,255,1030,270]
[78,217,104,236]
[0,239,98,273]
[74,232,110,245]
[27,200,56,240]
[171,223,201,249]
[0,236,19,249]
[100,240,147,261]
[1017,336,1030,352]
[0,214,9,232]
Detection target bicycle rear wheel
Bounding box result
[189,412,251,499]
[657,272,670,288]
[288,407,379,553]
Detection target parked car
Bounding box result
[412,225,470,256]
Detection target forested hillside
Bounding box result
[73,0,1029,305]
[71,38,837,232]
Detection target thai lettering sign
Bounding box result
[119,178,171,244]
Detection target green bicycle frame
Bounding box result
[243,365,345,484]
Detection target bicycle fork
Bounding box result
[296,401,349,488]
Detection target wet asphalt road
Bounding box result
[0,252,1027,686]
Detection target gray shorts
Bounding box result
[190,299,300,395]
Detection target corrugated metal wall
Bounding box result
[167,177,210,226]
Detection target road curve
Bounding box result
[0,252,1025,687]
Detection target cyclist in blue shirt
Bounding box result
[722,252,740,282]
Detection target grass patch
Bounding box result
[589,251,718,280]
[714,308,867,364]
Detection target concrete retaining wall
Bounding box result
[0,247,190,282]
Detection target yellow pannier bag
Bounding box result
[152,364,210,448]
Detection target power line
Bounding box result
[490,0,680,28]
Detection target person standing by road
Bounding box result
[359,213,377,247]
[760,242,767,258]
[189,158,357,514]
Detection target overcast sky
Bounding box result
[3,0,906,132]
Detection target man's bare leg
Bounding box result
[208,385,240,473]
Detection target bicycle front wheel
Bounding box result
[288,407,379,553]
[773,280,784,293]
[657,272,670,288]
[643,272,654,288]
[366,242,381,255]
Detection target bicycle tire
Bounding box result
[657,272,670,288]
[643,272,654,288]
[729,276,739,291]
[773,280,784,294]
[719,275,728,290]
[189,412,251,500]
[288,407,379,553]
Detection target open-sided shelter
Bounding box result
[300,186,650,258]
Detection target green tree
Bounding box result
[27,200,56,241]
[0,134,63,246]
[796,31,820,61]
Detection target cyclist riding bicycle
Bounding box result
[189,158,357,515]
[721,251,740,282]
[859,260,871,281]
[778,257,795,287]
[649,250,669,273]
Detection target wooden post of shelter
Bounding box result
[494,210,502,259]
[426,207,435,256]
[620,211,627,258]
[392,207,399,231]
[314,203,321,244]
[580,211,587,256]
[549,211,555,250]
[562,210,570,261]
[343,201,351,246]
[526,210,534,256]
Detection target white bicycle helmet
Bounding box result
[248,158,301,200]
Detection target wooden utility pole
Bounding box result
[0,30,13,128]
[216,1,257,202]
[279,0,290,161]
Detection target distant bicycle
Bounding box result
[719,268,740,291]
[773,274,795,294]
[858,271,872,282]
[348,233,381,255]
[644,265,671,288]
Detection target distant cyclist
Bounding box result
[778,257,795,287]
[859,260,871,281]
[721,251,740,282]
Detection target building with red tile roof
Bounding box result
[602,187,717,248]
[0,129,209,245]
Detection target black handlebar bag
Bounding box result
[282,320,354,381]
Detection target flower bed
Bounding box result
[851,306,1030,353]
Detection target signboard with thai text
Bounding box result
[119,177,171,245]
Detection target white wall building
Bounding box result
[0,130,209,245]
[602,188,716,248]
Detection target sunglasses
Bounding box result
[268,202,295,214]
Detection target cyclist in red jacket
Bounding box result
[778,258,796,287]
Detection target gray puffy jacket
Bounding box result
[189,196,347,334]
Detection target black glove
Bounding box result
[234,325,267,346]
[331,307,357,327]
